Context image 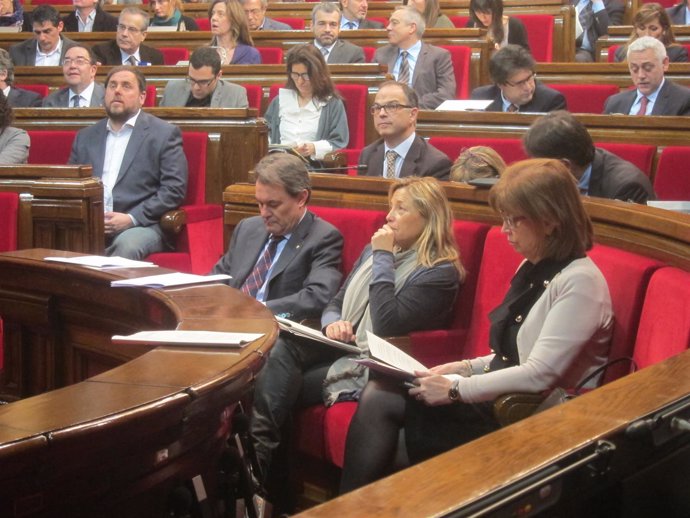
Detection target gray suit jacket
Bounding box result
[261,17,291,30]
[211,211,344,321]
[603,80,690,116]
[667,2,687,24]
[68,111,188,226]
[0,126,29,165]
[357,18,385,29]
[588,148,655,203]
[9,36,78,66]
[7,87,42,108]
[470,83,567,112]
[322,39,365,64]
[160,79,248,108]
[358,135,451,180]
[42,82,105,108]
[374,43,456,109]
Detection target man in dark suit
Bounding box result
[9,4,78,66]
[603,36,690,116]
[574,0,624,62]
[69,66,188,259]
[666,1,688,24]
[62,0,118,32]
[0,49,41,108]
[340,0,384,29]
[311,2,365,64]
[374,6,455,109]
[470,45,567,113]
[240,0,291,30]
[359,81,451,180]
[524,111,655,203]
[92,8,164,66]
[43,45,105,108]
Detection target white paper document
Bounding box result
[111,272,231,288]
[45,255,156,269]
[112,330,263,348]
[435,99,493,111]
[357,331,428,379]
[276,317,361,354]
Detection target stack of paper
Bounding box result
[355,331,428,380]
[44,255,155,269]
[111,272,231,288]
[112,330,263,348]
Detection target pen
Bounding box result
[402,381,417,389]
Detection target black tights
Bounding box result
[339,378,408,494]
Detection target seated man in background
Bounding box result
[374,6,455,110]
[160,47,248,108]
[523,110,656,203]
[211,153,343,322]
[359,80,451,180]
[311,2,365,64]
[69,66,188,259]
[340,0,384,29]
[603,36,690,116]
[62,0,118,32]
[470,45,566,113]
[575,0,624,62]
[666,0,689,24]
[0,49,41,107]
[10,4,77,66]
[43,45,105,107]
[93,8,164,66]
[240,0,291,30]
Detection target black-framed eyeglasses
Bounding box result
[369,102,413,114]
[289,71,311,82]
[186,76,217,87]
[505,72,536,88]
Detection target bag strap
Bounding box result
[574,356,638,395]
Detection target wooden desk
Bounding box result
[0,248,278,516]
[597,26,690,61]
[536,62,690,89]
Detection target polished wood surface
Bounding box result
[536,62,690,89]
[0,248,278,516]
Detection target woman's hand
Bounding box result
[324,320,355,343]
[371,224,395,252]
[429,361,472,377]
[295,143,316,157]
[408,373,455,406]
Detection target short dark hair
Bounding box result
[523,111,595,168]
[190,47,222,75]
[105,65,147,94]
[377,79,419,108]
[32,4,61,27]
[66,45,98,65]
[489,44,535,85]
[255,153,312,202]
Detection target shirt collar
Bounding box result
[385,131,416,159]
[313,40,337,53]
[107,109,141,134]
[636,77,665,104]
[37,38,62,58]
[70,81,95,102]
[578,163,593,194]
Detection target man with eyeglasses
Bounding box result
[160,47,248,108]
[0,49,42,108]
[239,0,290,30]
[9,4,77,66]
[43,45,105,107]
[359,80,451,180]
[311,2,365,64]
[470,45,566,113]
[92,7,164,66]
[62,0,118,33]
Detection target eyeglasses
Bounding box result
[186,76,217,87]
[505,72,536,88]
[63,57,92,67]
[289,71,311,82]
[369,102,413,114]
[117,24,143,34]
[500,213,527,230]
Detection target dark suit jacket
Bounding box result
[7,87,42,108]
[374,42,456,109]
[9,36,78,66]
[666,2,687,24]
[588,148,655,203]
[358,135,451,180]
[603,79,690,116]
[322,39,365,64]
[470,82,567,112]
[358,18,385,29]
[575,0,624,51]
[92,40,164,66]
[42,82,105,107]
[68,111,188,226]
[211,211,344,321]
[466,16,530,51]
[62,8,118,32]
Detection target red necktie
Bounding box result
[636,96,649,116]
[241,235,284,298]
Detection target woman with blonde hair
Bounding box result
[208,0,260,64]
[451,145,506,182]
[150,0,199,30]
[403,0,454,28]
[340,159,613,493]
[614,3,687,62]
[250,176,463,486]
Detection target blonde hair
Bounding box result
[450,146,506,183]
[389,177,465,279]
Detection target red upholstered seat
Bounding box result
[15,84,50,98]
[0,192,19,371]
[587,245,662,382]
[513,14,554,62]
[241,83,263,112]
[362,46,376,63]
[633,267,690,368]
[607,45,620,63]
[597,142,656,177]
[27,130,77,164]
[273,17,305,29]
[449,15,470,28]
[437,45,472,99]
[368,16,388,26]
[257,47,283,64]
[195,18,210,31]
[160,47,190,66]
[144,85,157,107]
[428,136,527,165]
[546,83,620,114]
[147,132,223,274]
[653,146,690,200]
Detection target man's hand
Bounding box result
[104,212,134,235]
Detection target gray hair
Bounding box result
[394,5,426,38]
[255,153,312,201]
[312,2,341,24]
[120,7,150,30]
[239,0,268,8]
[627,35,667,62]
[0,49,14,85]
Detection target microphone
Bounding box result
[308,164,368,173]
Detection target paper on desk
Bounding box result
[45,255,156,269]
[435,99,493,111]
[112,330,263,348]
[276,317,360,354]
[111,272,231,288]
[366,331,427,374]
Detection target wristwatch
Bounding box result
[448,379,460,402]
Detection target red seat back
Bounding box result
[362,46,376,63]
[449,15,470,28]
[273,17,305,29]
[513,14,554,62]
[195,17,210,31]
[608,44,620,63]
[437,45,472,99]
[653,146,690,200]
[181,132,208,205]
[15,84,50,98]
[597,142,656,177]
[0,192,19,253]
[336,84,368,149]
[428,136,527,165]
[144,85,157,107]
[27,130,77,164]
[257,47,283,64]
[160,47,190,66]
[241,83,263,112]
[546,83,620,114]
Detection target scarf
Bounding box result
[151,9,182,27]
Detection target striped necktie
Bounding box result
[241,235,285,298]
[397,51,410,85]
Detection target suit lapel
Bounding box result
[268,212,313,282]
[369,140,385,176]
[400,136,422,177]
[411,43,427,87]
[651,81,670,115]
[114,112,148,186]
[236,223,269,285]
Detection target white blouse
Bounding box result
[276,88,332,159]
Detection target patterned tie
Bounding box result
[127,55,137,66]
[636,96,649,115]
[71,95,81,108]
[346,21,356,29]
[507,103,518,113]
[578,0,594,42]
[385,150,398,179]
[241,235,285,298]
[321,46,329,60]
[397,51,410,85]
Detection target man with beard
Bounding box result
[470,45,566,113]
[311,2,365,64]
[69,66,188,259]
